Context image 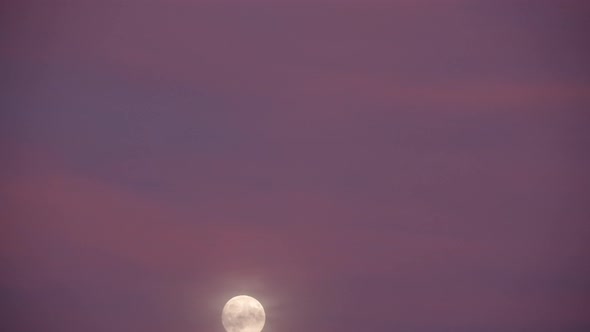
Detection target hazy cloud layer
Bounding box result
[2,1,589,332]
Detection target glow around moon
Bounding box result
[221,295,265,332]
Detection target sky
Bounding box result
[1,1,589,331]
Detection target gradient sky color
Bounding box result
[2,1,590,332]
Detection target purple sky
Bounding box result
[2,1,590,331]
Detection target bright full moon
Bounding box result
[221,295,265,332]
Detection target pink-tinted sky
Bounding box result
[2,1,589,331]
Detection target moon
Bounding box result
[221,295,265,332]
